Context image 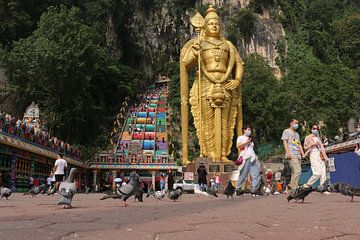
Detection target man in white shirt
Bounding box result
[52,154,67,191]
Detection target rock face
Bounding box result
[113,1,286,79]
[238,16,286,79]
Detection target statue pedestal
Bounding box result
[184,157,236,188]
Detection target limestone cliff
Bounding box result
[110,0,286,79]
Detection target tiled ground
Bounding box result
[0,192,359,240]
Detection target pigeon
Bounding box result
[287,186,314,203]
[316,180,330,193]
[58,168,79,208]
[168,190,181,202]
[135,182,149,202]
[1,187,11,200]
[134,188,144,202]
[223,180,235,199]
[47,186,57,195]
[151,190,166,200]
[329,182,360,202]
[194,185,209,196]
[85,186,91,194]
[206,187,218,198]
[100,172,140,207]
[24,184,47,197]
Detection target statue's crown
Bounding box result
[204,5,220,23]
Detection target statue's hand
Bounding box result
[224,80,240,90]
[191,40,201,54]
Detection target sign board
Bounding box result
[224,164,235,172]
[184,172,194,180]
[230,170,240,181]
[328,157,336,172]
[275,171,281,181]
[209,164,220,173]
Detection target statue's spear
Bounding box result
[190,12,205,157]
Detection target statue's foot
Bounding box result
[221,156,229,162]
[208,152,216,158]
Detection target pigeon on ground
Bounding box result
[316,180,330,193]
[135,182,149,202]
[287,186,314,203]
[151,190,165,200]
[1,187,12,200]
[168,190,181,202]
[100,172,140,207]
[206,187,218,198]
[223,180,235,199]
[24,184,47,197]
[134,187,144,202]
[329,182,360,202]
[85,186,91,194]
[47,186,57,195]
[58,168,79,208]
[194,185,209,196]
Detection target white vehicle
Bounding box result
[173,179,198,192]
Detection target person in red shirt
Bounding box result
[34,178,39,187]
[266,169,273,186]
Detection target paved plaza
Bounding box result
[0,192,359,240]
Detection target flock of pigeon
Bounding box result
[100,172,184,207]
[1,168,79,209]
[287,182,360,203]
[1,170,360,208]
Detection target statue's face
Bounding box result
[205,19,220,37]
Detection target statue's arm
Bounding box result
[224,41,243,90]
[234,45,244,82]
[180,39,198,69]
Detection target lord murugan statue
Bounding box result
[180,5,244,165]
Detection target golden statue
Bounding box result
[180,5,244,164]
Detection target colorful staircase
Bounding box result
[116,88,171,164]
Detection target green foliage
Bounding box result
[242,54,279,143]
[333,15,360,69]
[0,0,32,48]
[226,9,257,43]
[273,35,360,137]
[4,6,139,149]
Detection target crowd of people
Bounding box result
[192,119,335,197]
[0,110,81,160]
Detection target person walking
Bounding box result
[235,125,261,195]
[215,173,221,192]
[46,171,53,192]
[303,124,329,191]
[160,174,166,192]
[282,160,292,193]
[281,119,305,190]
[29,175,34,190]
[197,163,207,191]
[167,169,174,191]
[52,154,67,192]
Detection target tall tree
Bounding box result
[4,5,139,146]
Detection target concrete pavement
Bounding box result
[0,192,359,240]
